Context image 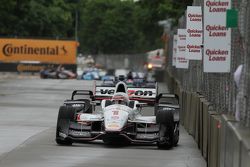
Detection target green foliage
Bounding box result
[0,0,74,38]
[134,0,193,51]
[0,0,191,54]
[79,0,139,54]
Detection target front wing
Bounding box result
[57,118,160,144]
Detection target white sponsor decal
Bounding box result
[59,132,67,138]
[104,109,128,131]
[186,6,203,60]
[176,29,189,69]
[69,130,91,137]
[203,0,231,72]
[95,87,156,98]
[78,114,102,121]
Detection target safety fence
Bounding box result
[164,0,250,167]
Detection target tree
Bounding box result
[134,0,193,51]
[0,0,74,38]
[0,0,192,54]
[0,0,20,36]
[79,0,140,54]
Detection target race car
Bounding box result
[100,74,156,88]
[55,81,179,149]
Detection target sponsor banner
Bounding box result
[172,35,177,66]
[0,38,78,64]
[0,63,76,72]
[176,29,189,69]
[186,6,203,60]
[203,0,231,72]
[95,86,157,98]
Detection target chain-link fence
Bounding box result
[166,0,250,127]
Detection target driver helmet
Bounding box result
[112,93,129,105]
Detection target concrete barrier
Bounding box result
[208,112,221,167]
[164,77,250,167]
[225,121,242,167]
[184,92,192,130]
[219,115,236,167]
[174,80,181,97]
[188,92,198,137]
[219,115,241,167]
[240,130,250,167]
[202,100,210,160]
[180,90,185,125]
[175,80,181,98]
[170,85,250,167]
[181,91,187,126]
[198,98,206,151]
[195,94,204,144]
[218,114,250,167]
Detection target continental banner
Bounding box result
[0,38,78,64]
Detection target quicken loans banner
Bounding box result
[172,35,177,66]
[203,0,231,73]
[176,29,189,69]
[0,38,78,64]
[186,6,203,60]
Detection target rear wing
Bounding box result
[156,93,179,105]
[94,84,158,105]
[157,93,179,100]
[71,90,94,100]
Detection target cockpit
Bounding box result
[111,93,129,105]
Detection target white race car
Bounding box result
[55,81,179,149]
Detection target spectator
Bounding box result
[234,64,243,121]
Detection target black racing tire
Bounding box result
[58,106,75,121]
[156,109,174,125]
[156,110,174,149]
[173,127,179,146]
[55,106,76,146]
[56,138,72,145]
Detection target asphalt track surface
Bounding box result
[0,78,206,167]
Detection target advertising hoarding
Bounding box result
[172,35,177,66]
[203,0,231,72]
[176,29,189,69]
[0,38,78,64]
[186,6,203,60]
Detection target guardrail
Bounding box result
[165,70,250,167]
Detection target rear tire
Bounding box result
[156,110,174,149]
[56,106,75,145]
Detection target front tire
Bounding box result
[156,110,174,149]
[56,138,72,145]
[55,106,75,145]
